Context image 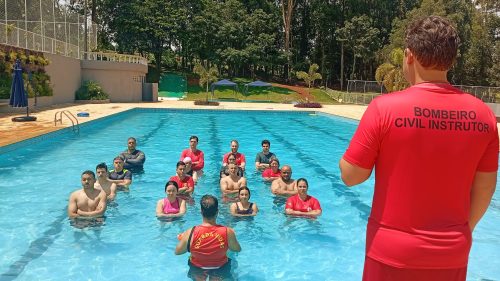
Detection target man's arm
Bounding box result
[339,158,372,187]
[240,154,246,170]
[108,183,117,200]
[67,192,79,218]
[175,227,192,255]
[77,191,107,217]
[227,227,241,252]
[195,152,205,170]
[469,171,497,231]
[108,178,131,187]
[125,151,145,165]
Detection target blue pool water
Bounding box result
[0,109,499,281]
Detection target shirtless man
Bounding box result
[108,156,132,189]
[94,162,117,200]
[68,170,107,219]
[271,165,297,196]
[220,164,247,199]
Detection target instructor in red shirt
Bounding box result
[340,16,498,281]
[175,194,241,280]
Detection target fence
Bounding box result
[347,80,384,94]
[84,52,148,65]
[344,80,500,105]
[0,0,97,59]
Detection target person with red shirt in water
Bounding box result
[285,178,321,218]
[222,140,246,171]
[262,158,281,182]
[175,194,241,280]
[340,16,498,281]
[180,136,204,183]
[169,161,195,197]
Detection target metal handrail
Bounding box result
[54,110,80,134]
[83,52,148,65]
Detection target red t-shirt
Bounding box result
[262,168,281,178]
[180,149,204,171]
[169,175,195,190]
[285,194,321,212]
[343,83,499,269]
[223,152,246,166]
[189,225,228,268]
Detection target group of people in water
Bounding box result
[68,136,322,220]
[66,135,322,279]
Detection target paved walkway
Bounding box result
[0,101,367,147]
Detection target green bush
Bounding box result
[75,81,109,100]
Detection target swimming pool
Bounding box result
[0,108,498,280]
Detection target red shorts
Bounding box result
[362,256,467,281]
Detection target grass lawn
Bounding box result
[184,79,339,104]
[185,83,302,103]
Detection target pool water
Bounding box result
[0,109,498,281]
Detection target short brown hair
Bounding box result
[405,16,459,70]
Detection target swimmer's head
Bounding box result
[269,158,280,168]
[230,140,239,152]
[165,180,179,193]
[189,136,198,147]
[261,139,270,151]
[281,165,292,180]
[238,186,251,200]
[200,194,218,219]
[176,161,186,175]
[297,178,309,194]
[183,157,192,164]
[81,170,96,189]
[95,163,108,178]
[114,156,124,162]
[227,153,237,163]
[127,137,137,150]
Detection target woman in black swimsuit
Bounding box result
[230,186,258,216]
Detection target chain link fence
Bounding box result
[0,0,97,59]
[345,80,500,105]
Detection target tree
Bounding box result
[280,0,295,80]
[336,15,380,80]
[375,48,408,92]
[193,62,219,101]
[296,63,322,88]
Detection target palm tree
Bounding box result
[193,62,219,101]
[296,63,322,88]
[375,48,409,92]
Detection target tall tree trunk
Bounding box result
[281,0,295,82]
[351,54,356,80]
[340,42,344,90]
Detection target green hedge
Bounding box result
[75,81,109,100]
[0,45,52,99]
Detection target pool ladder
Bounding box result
[54,110,80,135]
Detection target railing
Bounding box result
[54,110,79,135]
[0,22,81,58]
[83,52,148,65]
[341,82,500,105]
[0,22,148,65]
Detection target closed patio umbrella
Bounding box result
[10,59,36,122]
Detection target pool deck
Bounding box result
[0,101,367,147]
